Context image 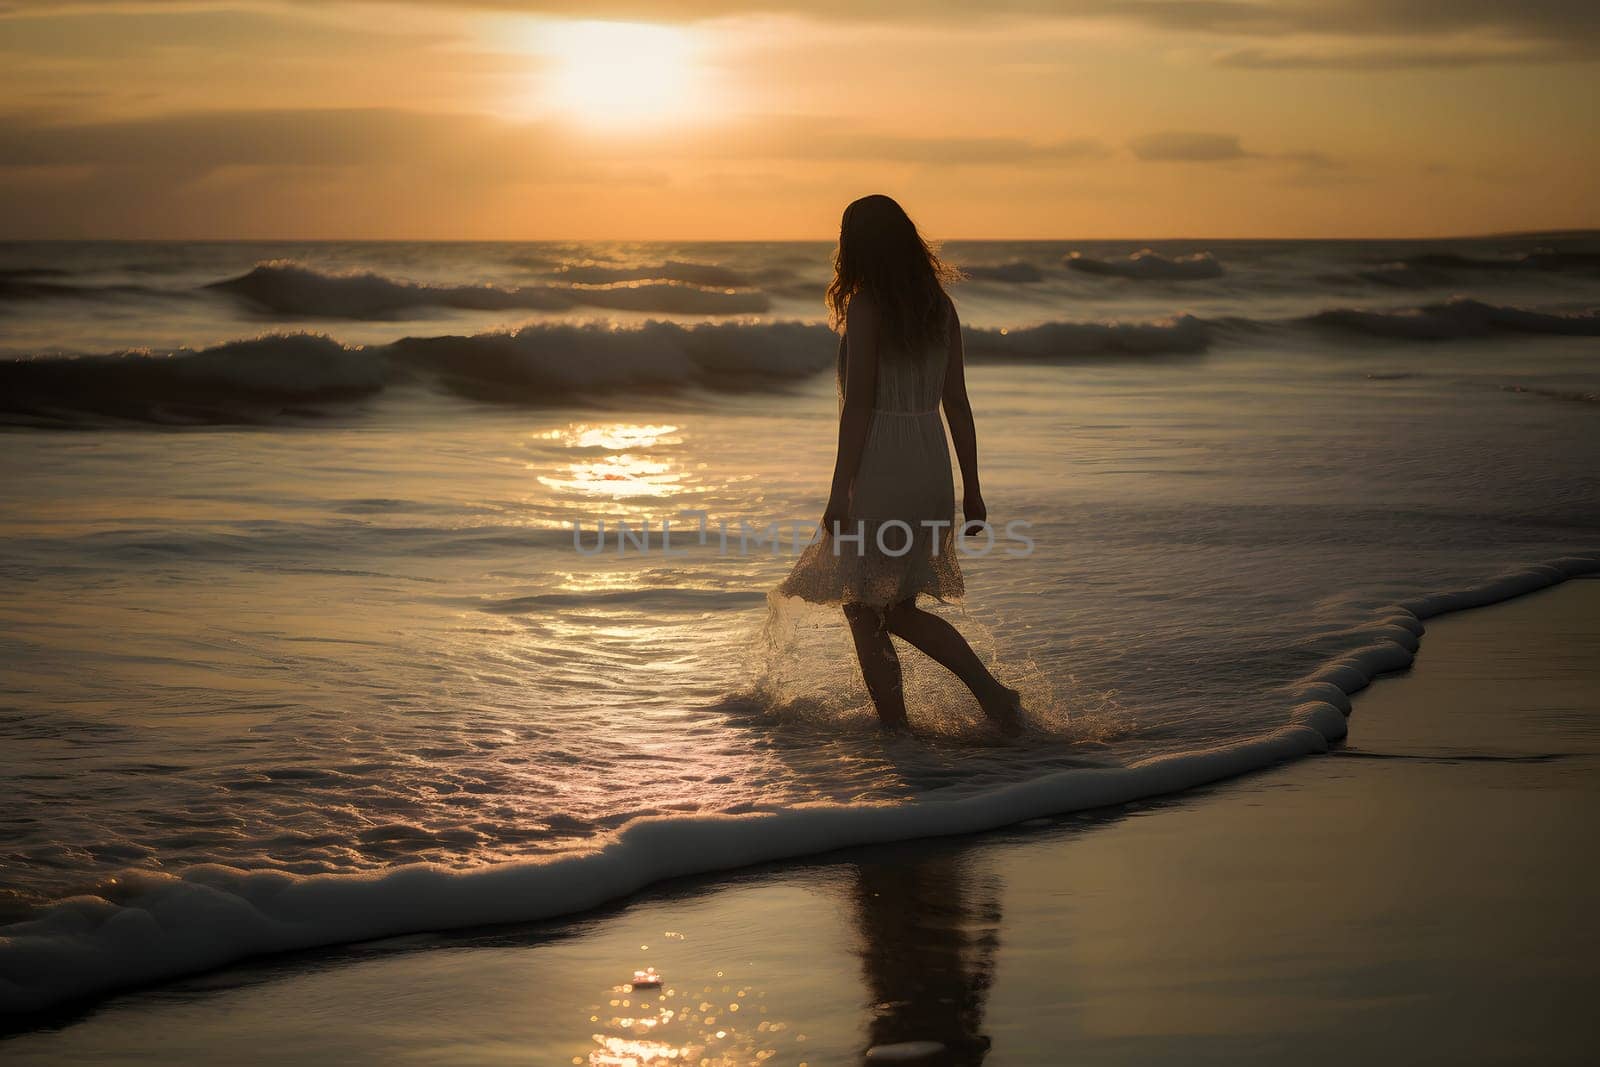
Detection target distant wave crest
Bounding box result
[966,316,1210,358]
[961,261,1046,283]
[1304,297,1600,340]
[0,271,179,304]
[1065,249,1225,280]
[1356,249,1600,288]
[545,260,758,288]
[208,261,771,319]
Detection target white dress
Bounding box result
[777,331,964,610]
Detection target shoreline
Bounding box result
[1,571,1597,1060]
[1,556,1597,1024]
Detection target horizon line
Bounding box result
[3,228,1597,244]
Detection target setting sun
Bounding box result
[542,20,699,128]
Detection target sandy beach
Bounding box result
[6,577,1594,1064]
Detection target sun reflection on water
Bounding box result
[538,423,684,451]
[538,454,687,498]
[534,423,691,500]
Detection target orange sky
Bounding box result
[1,0,1595,239]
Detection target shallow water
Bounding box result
[1,235,1597,1009]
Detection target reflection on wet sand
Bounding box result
[854,846,1001,1065]
[583,956,803,1066]
[576,843,1002,1066]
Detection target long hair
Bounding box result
[827,195,961,387]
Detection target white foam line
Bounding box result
[3,554,1596,1015]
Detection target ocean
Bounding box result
[2,234,1598,1012]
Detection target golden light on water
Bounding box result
[534,423,689,499]
[585,978,788,1066]
[539,424,683,451]
[537,454,686,498]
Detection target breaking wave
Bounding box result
[3,297,1594,425]
[0,316,1212,425]
[384,320,833,404]
[0,335,388,425]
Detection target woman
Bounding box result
[779,194,1022,733]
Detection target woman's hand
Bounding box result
[822,489,850,535]
[962,490,987,534]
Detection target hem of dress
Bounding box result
[769,583,964,612]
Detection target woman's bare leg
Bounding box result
[843,603,909,730]
[883,599,1021,729]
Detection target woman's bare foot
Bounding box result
[979,685,1024,737]
[877,710,913,734]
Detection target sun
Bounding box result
[542,21,699,128]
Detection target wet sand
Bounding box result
[5,578,1597,1065]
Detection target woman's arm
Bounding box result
[941,299,985,527]
[822,295,880,532]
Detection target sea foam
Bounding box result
[3,555,1594,1015]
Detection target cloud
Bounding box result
[1278,150,1338,170]
[1216,38,1592,69]
[8,0,1599,42]
[1128,131,1249,162]
[5,1,1595,75]
[847,134,1108,165]
[0,109,491,169]
[737,124,1109,166]
[0,107,1110,177]
[0,104,1119,237]
[1127,131,1340,171]
[1079,0,1600,44]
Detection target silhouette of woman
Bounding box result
[778,194,1022,732]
